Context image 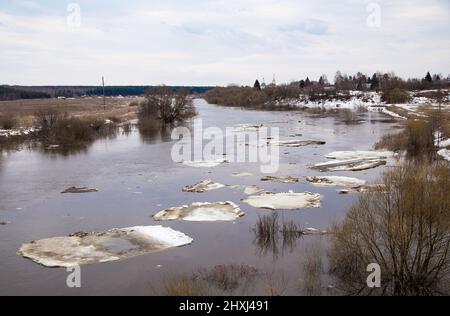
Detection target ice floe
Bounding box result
[306,176,367,188]
[261,176,299,183]
[272,140,326,147]
[232,172,253,177]
[61,187,98,194]
[18,226,193,268]
[244,185,265,195]
[233,124,264,132]
[242,191,321,210]
[153,202,245,222]
[182,180,226,193]
[181,159,228,168]
[312,159,387,172]
[325,150,396,160]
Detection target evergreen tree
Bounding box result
[319,76,324,85]
[299,80,305,89]
[370,74,379,91]
[253,79,261,91]
[305,77,311,87]
[425,72,433,83]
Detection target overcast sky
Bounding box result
[0,0,449,86]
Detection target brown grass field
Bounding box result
[0,97,143,127]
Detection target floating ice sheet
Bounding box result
[153,202,245,222]
[325,151,396,160]
[18,226,193,268]
[306,176,367,188]
[272,140,326,147]
[312,159,387,172]
[183,180,226,193]
[181,159,228,168]
[261,176,299,184]
[244,185,265,195]
[242,192,321,210]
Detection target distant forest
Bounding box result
[0,85,213,101]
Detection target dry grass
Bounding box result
[162,274,207,296]
[161,264,259,296]
[0,97,141,127]
[0,114,17,130]
[301,244,324,296]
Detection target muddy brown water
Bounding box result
[0,99,398,295]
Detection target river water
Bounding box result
[0,99,398,295]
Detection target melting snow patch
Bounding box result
[438,149,450,162]
[153,202,245,222]
[312,159,387,172]
[242,191,321,210]
[183,180,226,193]
[18,226,193,268]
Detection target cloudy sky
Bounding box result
[0,0,449,86]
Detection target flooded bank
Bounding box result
[0,99,399,295]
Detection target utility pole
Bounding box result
[102,76,106,111]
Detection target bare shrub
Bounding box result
[375,119,436,159]
[382,88,412,104]
[34,111,117,150]
[329,162,450,296]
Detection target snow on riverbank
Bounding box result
[276,90,449,120]
[0,127,38,138]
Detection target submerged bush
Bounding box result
[329,163,450,296]
[34,110,117,150]
[139,86,196,126]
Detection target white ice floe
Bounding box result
[306,176,367,188]
[181,159,228,168]
[242,191,321,210]
[325,151,396,160]
[244,185,265,195]
[153,201,245,222]
[18,226,193,268]
[312,159,387,172]
[438,149,450,162]
[232,172,253,177]
[271,140,326,147]
[303,228,328,235]
[261,176,299,183]
[182,180,226,193]
[233,124,264,132]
